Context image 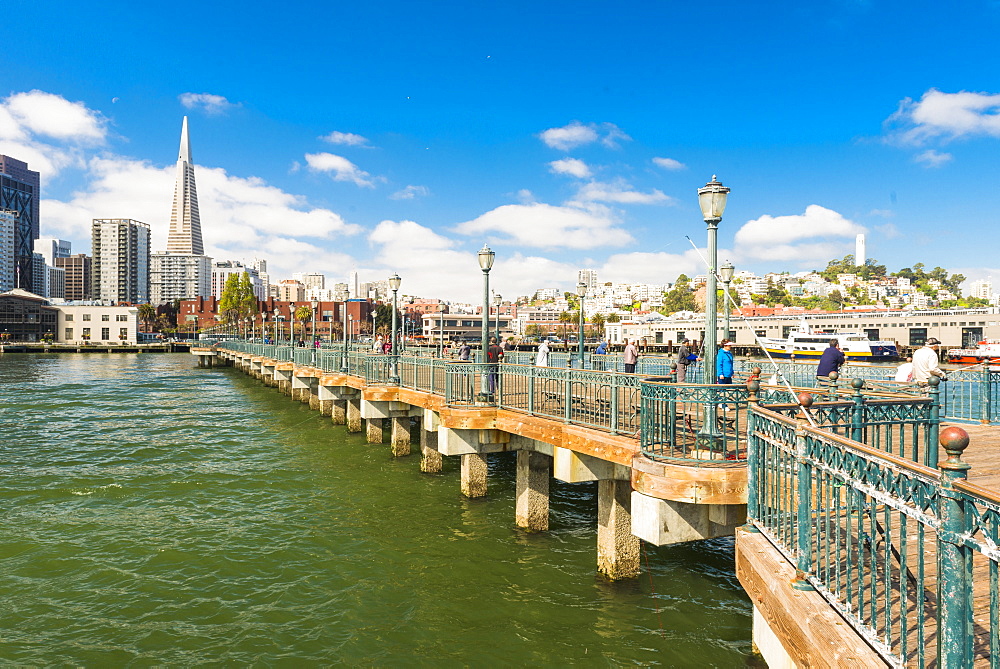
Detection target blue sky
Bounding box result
[2,0,999,302]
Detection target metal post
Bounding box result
[341,301,349,373]
[481,273,490,395]
[390,288,399,384]
[928,376,941,468]
[792,395,814,590]
[577,295,585,369]
[936,426,973,669]
[851,378,865,443]
[697,219,722,447]
[311,302,317,365]
[981,362,991,425]
[743,379,761,532]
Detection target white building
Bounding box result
[151,252,212,305]
[92,218,150,304]
[0,210,19,292]
[969,279,993,300]
[855,233,866,266]
[57,304,139,344]
[293,272,326,290]
[212,260,266,301]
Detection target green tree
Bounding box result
[662,274,697,313]
[590,312,606,339]
[606,312,621,323]
[294,305,312,341]
[138,303,156,331]
[219,272,258,327]
[524,323,543,338]
[558,311,573,342]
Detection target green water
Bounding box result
[0,353,754,666]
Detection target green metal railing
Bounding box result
[747,405,999,666]
[444,362,497,407]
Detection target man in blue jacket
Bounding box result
[816,339,845,384]
[716,340,734,384]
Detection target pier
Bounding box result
[200,343,999,665]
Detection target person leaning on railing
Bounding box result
[912,337,947,384]
[816,338,845,386]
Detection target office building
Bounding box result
[293,272,326,291]
[55,254,93,301]
[212,260,266,301]
[166,117,204,255]
[151,252,212,305]
[0,210,17,292]
[92,219,150,304]
[0,171,36,289]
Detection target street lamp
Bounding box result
[493,293,502,345]
[478,244,496,398]
[310,299,319,364]
[577,281,587,368]
[338,289,349,373]
[289,301,296,345]
[720,260,735,344]
[389,273,401,383]
[261,310,268,344]
[697,175,730,448]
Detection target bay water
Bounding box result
[0,353,754,666]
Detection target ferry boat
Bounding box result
[947,339,1000,365]
[758,323,898,361]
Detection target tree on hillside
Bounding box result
[606,312,621,323]
[661,274,697,313]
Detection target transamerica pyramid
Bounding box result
[166,116,204,255]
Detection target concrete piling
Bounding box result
[516,450,551,532]
[461,453,488,498]
[389,416,411,457]
[597,479,641,580]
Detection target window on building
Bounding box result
[65,314,74,321]
[116,314,128,322]
[909,328,927,346]
[755,330,768,337]
[65,328,73,340]
[83,327,91,337]
[82,314,91,321]
[119,328,128,339]
[102,314,110,321]
[101,328,110,340]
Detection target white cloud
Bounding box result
[570,179,672,205]
[453,202,633,249]
[321,131,371,147]
[914,149,953,167]
[734,205,866,265]
[548,158,592,178]
[390,185,430,200]
[0,90,108,176]
[179,92,237,115]
[875,222,902,239]
[598,249,706,284]
[538,121,631,151]
[304,152,376,188]
[653,157,686,171]
[886,88,1000,145]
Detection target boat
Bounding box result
[758,321,898,361]
[947,339,1000,365]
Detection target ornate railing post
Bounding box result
[528,365,536,416]
[792,392,815,590]
[564,368,573,422]
[827,370,839,402]
[936,426,973,668]
[851,378,865,443]
[925,375,941,468]
[668,360,677,384]
[743,378,761,533]
[610,370,620,433]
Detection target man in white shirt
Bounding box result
[911,338,946,384]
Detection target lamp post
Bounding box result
[338,290,349,373]
[261,311,268,344]
[478,244,496,397]
[310,299,319,364]
[389,273,401,383]
[289,301,296,345]
[697,175,730,448]
[438,307,444,358]
[493,293,502,345]
[577,281,587,368]
[720,261,735,344]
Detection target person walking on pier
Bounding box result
[623,338,638,374]
[536,339,550,367]
[912,338,946,384]
[676,339,696,382]
[716,341,734,384]
[373,335,383,353]
[486,337,504,395]
[816,338,845,386]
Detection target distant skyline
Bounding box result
[2,1,999,302]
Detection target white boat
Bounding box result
[758,320,898,361]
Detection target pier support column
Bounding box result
[366,418,384,444]
[308,386,320,411]
[597,479,640,580]
[331,400,347,425]
[516,450,551,531]
[347,399,362,433]
[389,416,411,457]
[461,453,488,498]
[420,425,442,473]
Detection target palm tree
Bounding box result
[138,303,156,332]
[294,305,312,342]
[558,311,573,347]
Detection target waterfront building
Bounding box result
[0,210,16,292]
[57,303,138,344]
[55,254,93,301]
[91,218,151,304]
[178,296,373,340]
[0,171,36,290]
[421,312,514,342]
[0,288,57,341]
[152,117,212,305]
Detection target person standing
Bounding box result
[912,338,946,384]
[458,342,471,361]
[536,340,550,367]
[816,339,845,384]
[623,338,638,374]
[373,335,383,353]
[676,338,696,382]
[894,356,914,383]
[716,341,735,384]
[486,336,504,395]
[593,339,608,370]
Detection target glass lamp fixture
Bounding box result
[697,175,730,222]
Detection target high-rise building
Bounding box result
[293,272,326,291]
[55,254,92,301]
[0,155,39,242]
[0,210,18,292]
[151,253,212,305]
[212,260,266,301]
[578,269,598,293]
[166,117,204,255]
[349,270,359,299]
[855,234,866,266]
[32,238,71,298]
[34,238,71,266]
[0,171,36,290]
[152,117,212,304]
[92,219,151,303]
